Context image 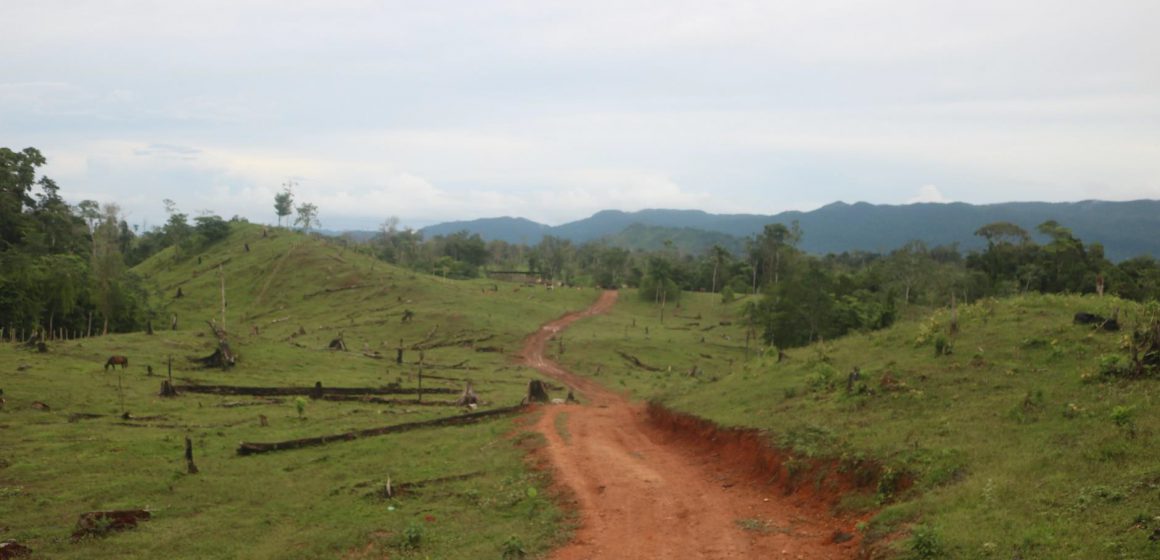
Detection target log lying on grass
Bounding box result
[364,471,484,500]
[617,350,662,371]
[237,405,524,455]
[320,395,462,406]
[176,384,457,397]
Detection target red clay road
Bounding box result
[520,290,856,560]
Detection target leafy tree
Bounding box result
[295,202,320,232]
[0,147,45,250]
[274,183,294,227]
[194,215,231,246]
[709,244,731,293]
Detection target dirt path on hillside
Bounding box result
[520,291,856,560]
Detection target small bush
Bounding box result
[909,524,945,559]
[1109,405,1136,437]
[501,535,526,559]
[399,522,423,551]
[1098,354,1130,378]
[933,334,953,357]
[721,286,735,304]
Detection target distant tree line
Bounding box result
[352,215,1160,351]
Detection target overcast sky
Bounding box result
[3,0,1158,230]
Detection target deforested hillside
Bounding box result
[0,222,599,559]
[554,291,1160,558]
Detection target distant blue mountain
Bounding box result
[413,200,1160,261]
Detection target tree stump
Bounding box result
[0,540,32,558]
[455,381,479,407]
[311,381,324,399]
[182,438,198,473]
[522,380,551,404]
[159,380,178,397]
[71,510,150,541]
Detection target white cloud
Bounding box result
[908,185,950,204]
[5,1,1160,228]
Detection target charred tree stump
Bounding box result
[159,380,178,397]
[311,381,324,399]
[185,436,199,474]
[146,320,154,335]
[175,287,183,299]
[523,379,551,404]
[0,540,31,558]
[328,336,347,351]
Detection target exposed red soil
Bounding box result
[520,290,864,560]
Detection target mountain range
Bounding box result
[413,200,1160,261]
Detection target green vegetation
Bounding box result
[0,220,596,558]
[556,290,1159,558]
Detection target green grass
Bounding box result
[0,224,596,558]
[556,290,1160,558]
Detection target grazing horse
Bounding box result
[105,355,129,371]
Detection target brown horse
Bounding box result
[105,355,129,371]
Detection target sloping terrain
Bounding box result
[554,292,1159,558]
[522,291,857,559]
[0,224,597,559]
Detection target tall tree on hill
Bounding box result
[91,204,126,334]
[274,181,295,227]
[295,202,320,233]
[709,244,730,293]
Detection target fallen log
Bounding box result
[237,405,524,455]
[217,398,283,408]
[303,284,365,299]
[176,384,457,397]
[364,471,484,500]
[617,350,662,371]
[320,395,462,406]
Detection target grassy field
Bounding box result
[0,224,598,559]
[557,290,1159,559]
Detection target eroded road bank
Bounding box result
[520,290,858,560]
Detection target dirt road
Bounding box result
[521,291,855,560]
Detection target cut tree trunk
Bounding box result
[523,379,551,404]
[455,381,479,406]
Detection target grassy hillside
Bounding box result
[556,291,1159,558]
[0,223,599,559]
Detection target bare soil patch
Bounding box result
[520,291,861,559]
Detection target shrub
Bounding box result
[909,524,945,559]
[501,535,526,559]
